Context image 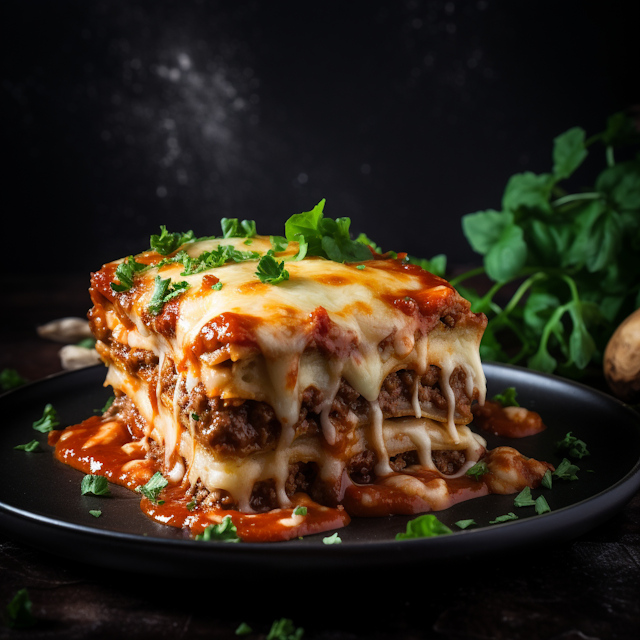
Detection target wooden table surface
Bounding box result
[1,275,639,639]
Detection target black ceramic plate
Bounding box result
[1,363,639,576]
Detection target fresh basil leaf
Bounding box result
[148,277,190,315]
[484,223,528,282]
[395,514,452,540]
[455,519,477,530]
[502,172,555,215]
[32,403,60,433]
[81,474,111,496]
[0,368,28,391]
[492,387,519,407]
[553,458,580,481]
[553,127,588,179]
[14,439,39,452]
[111,256,148,292]
[534,495,551,515]
[256,255,290,285]
[136,472,168,504]
[89,510,102,518]
[461,209,512,255]
[541,470,553,489]
[5,588,36,629]
[466,461,489,481]
[292,506,307,516]
[489,512,518,524]
[514,486,536,507]
[266,618,304,640]
[322,532,342,544]
[556,432,590,459]
[270,235,289,252]
[196,515,241,542]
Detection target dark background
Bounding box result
[3,0,638,275]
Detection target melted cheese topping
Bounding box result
[92,236,487,511]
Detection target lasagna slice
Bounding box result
[52,222,551,541]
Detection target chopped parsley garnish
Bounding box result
[14,440,39,452]
[355,232,381,253]
[513,486,536,507]
[148,277,190,315]
[266,618,304,640]
[150,225,195,255]
[89,510,102,518]
[4,588,36,629]
[292,234,308,261]
[455,519,477,530]
[556,431,590,459]
[256,254,290,285]
[1,368,28,391]
[221,218,257,239]
[244,239,253,245]
[186,499,197,511]
[235,622,253,636]
[211,281,223,290]
[489,512,518,524]
[176,245,260,276]
[284,199,372,263]
[466,461,489,481]
[81,475,111,496]
[196,515,241,542]
[356,264,366,270]
[32,403,60,433]
[395,514,452,540]
[111,255,147,292]
[491,387,520,407]
[191,413,200,421]
[76,337,97,349]
[94,396,114,414]
[270,235,289,252]
[322,532,342,544]
[535,495,551,515]
[292,506,307,516]
[541,469,553,489]
[136,472,168,504]
[553,458,580,481]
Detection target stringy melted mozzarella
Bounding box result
[98,237,486,510]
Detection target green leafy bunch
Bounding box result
[454,111,640,377]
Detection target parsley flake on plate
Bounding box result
[466,461,489,481]
[322,532,342,544]
[32,403,60,433]
[89,510,102,518]
[553,458,580,481]
[395,514,452,540]
[81,475,111,496]
[556,431,590,459]
[541,469,553,489]
[491,387,520,407]
[535,495,551,515]
[514,486,536,507]
[196,515,241,542]
[14,439,39,452]
[136,472,168,504]
[489,512,519,524]
[455,519,477,530]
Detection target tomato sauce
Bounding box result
[472,401,547,438]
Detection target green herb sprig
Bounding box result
[136,472,168,504]
[395,514,452,540]
[450,111,640,379]
[148,277,190,315]
[196,515,241,542]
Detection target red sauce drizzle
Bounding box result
[472,401,547,438]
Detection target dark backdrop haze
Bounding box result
[4,0,638,275]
